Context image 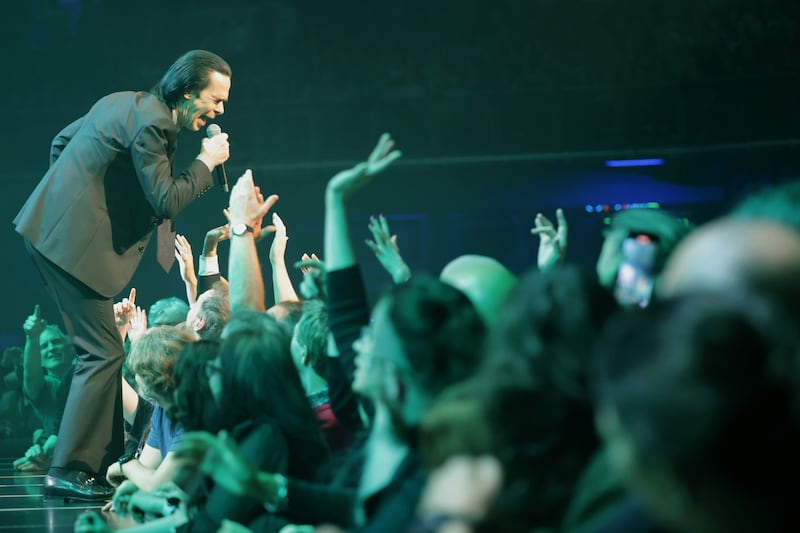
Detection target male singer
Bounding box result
[13,49,231,501]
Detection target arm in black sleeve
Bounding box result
[197,274,222,295]
[325,265,372,431]
[284,478,357,528]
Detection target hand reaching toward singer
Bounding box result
[531,208,568,272]
[366,214,411,284]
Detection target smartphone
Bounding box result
[614,234,658,308]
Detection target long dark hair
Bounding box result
[484,265,617,531]
[218,312,329,481]
[152,50,231,109]
[170,340,222,432]
[385,276,486,397]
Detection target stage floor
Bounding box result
[0,458,136,532]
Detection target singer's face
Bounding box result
[176,71,231,131]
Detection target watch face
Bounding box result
[232,223,247,235]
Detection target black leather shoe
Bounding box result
[43,470,114,502]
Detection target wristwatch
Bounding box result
[118,453,136,472]
[231,222,254,237]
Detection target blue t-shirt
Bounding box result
[145,404,185,459]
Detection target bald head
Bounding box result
[659,217,800,299]
[439,254,518,325]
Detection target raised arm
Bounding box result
[22,305,47,401]
[113,288,137,342]
[227,170,279,313]
[269,213,300,304]
[323,134,402,429]
[174,235,198,304]
[324,133,402,270]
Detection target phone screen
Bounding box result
[614,234,658,308]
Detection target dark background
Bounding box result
[1,0,798,347]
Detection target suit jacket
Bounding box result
[14,91,214,297]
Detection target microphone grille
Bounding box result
[206,124,221,138]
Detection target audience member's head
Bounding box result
[1,346,22,371]
[593,292,800,533]
[218,311,328,480]
[185,283,230,340]
[1,347,22,394]
[291,299,328,380]
[266,300,305,332]
[220,309,275,339]
[659,218,800,317]
[439,254,517,326]
[148,297,190,327]
[354,276,486,433]
[126,326,196,410]
[37,324,75,377]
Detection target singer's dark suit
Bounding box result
[13,91,214,474]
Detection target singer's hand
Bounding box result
[198,132,230,171]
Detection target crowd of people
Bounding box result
[3,48,800,533]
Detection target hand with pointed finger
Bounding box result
[113,288,137,329]
[23,304,47,339]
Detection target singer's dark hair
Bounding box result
[152,50,231,109]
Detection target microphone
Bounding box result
[206,124,229,193]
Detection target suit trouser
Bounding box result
[25,241,125,474]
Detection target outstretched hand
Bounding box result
[298,253,322,274]
[227,170,279,234]
[531,208,568,272]
[175,234,197,285]
[269,213,289,262]
[327,133,402,198]
[205,223,231,244]
[295,255,326,300]
[109,479,140,516]
[128,306,148,343]
[366,214,411,283]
